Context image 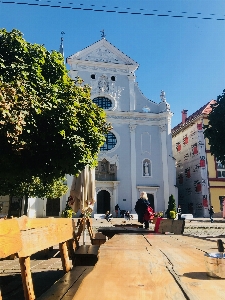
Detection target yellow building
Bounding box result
[172,101,225,217]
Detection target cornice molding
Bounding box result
[69,60,135,74]
[106,111,170,126]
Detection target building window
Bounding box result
[93,97,112,109]
[91,74,96,79]
[111,76,115,81]
[100,132,117,151]
[217,161,225,178]
[143,159,151,177]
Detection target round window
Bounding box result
[100,132,117,151]
[93,97,112,109]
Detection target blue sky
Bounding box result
[1,0,225,127]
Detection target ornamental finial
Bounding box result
[160,90,166,102]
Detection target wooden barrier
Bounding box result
[0,216,79,300]
[158,219,185,234]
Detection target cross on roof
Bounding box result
[100,29,106,39]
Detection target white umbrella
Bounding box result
[70,165,96,245]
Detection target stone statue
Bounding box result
[144,161,149,176]
[160,90,166,102]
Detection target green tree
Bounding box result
[166,194,177,219]
[204,93,225,165]
[0,29,110,214]
[4,176,68,217]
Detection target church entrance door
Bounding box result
[97,190,110,214]
[147,194,154,211]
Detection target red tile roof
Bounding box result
[172,100,216,134]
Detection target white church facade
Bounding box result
[4,37,177,218]
[66,37,177,216]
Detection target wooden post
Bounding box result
[59,242,71,273]
[0,279,2,300]
[19,256,35,300]
[82,217,86,245]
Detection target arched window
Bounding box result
[100,132,117,151]
[93,97,112,109]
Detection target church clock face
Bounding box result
[100,132,117,151]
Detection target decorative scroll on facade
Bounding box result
[95,159,117,181]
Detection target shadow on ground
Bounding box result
[1,270,64,300]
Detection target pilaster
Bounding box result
[160,124,169,210]
[128,74,136,111]
[129,123,137,212]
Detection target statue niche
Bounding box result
[96,158,117,181]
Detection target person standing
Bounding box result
[177,205,182,220]
[135,191,151,229]
[208,205,214,223]
[115,204,120,218]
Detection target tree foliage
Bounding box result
[61,196,74,218]
[204,92,225,165]
[0,29,110,203]
[0,176,68,199]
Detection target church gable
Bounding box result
[67,39,138,70]
[82,46,126,64]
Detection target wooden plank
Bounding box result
[75,245,99,255]
[171,235,225,253]
[145,235,225,300]
[17,216,54,230]
[18,220,75,257]
[74,245,99,266]
[0,219,22,258]
[72,234,186,300]
[37,266,94,300]
[18,216,75,231]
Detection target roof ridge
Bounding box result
[172,100,216,133]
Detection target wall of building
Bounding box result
[172,119,209,217]
[203,118,225,215]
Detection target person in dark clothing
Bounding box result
[135,191,150,229]
[105,211,112,222]
[208,206,214,223]
[177,205,182,220]
[115,204,120,218]
[125,210,133,220]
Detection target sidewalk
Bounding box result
[0,217,225,300]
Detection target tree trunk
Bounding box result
[7,196,13,218]
[23,194,29,216]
